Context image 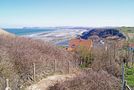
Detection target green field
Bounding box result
[119,27,134,43]
[125,65,134,87]
[119,27,134,33]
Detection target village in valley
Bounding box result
[0,0,134,89]
[0,27,134,90]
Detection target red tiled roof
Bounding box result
[129,43,134,48]
[68,39,93,51]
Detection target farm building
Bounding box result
[129,43,134,51]
[67,39,93,51]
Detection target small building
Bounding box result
[67,39,93,51]
[129,43,134,51]
[89,35,100,42]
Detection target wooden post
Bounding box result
[5,79,11,90]
[122,62,125,90]
[54,59,56,73]
[113,42,116,59]
[126,82,132,90]
[68,61,70,74]
[6,79,9,88]
[105,45,108,51]
[132,51,134,65]
[124,81,126,90]
[33,63,36,82]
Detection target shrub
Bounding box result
[75,46,94,68]
[0,35,79,89]
[48,69,120,90]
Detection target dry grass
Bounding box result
[75,40,123,78]
[48,69,120,90]
[0,35,79,89]
[0,28,14,36]
[0,34,123,90]
[91,46,122,78]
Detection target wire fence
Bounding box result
[121,62,132,90]
[3,59,79,90]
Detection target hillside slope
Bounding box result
[0,31,121,90]
[80,28,126,39]
[0,35,79,90]
[0,28,14,36]
[26,69,120,90]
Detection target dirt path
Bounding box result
[25,74,76,90]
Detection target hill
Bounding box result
[0,35,78,89]
[80,28,126,40]
[0,31,121,90]
[0,28,14,36]
[26,69,120,90]
[119,27,134,42]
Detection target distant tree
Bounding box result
[75,46,94,68]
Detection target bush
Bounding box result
[91,44,122,77]
[0,35,79,89]
[48,69,120,90]
[75,46,94,68]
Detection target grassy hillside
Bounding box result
[27,69,120,90]
[0,29,126,90]
[0,28,14,36]
[125,65,134,88]
[0,35,79,89]
[119,27,134,42]
[0,35,122,90]
[119,27,134,33]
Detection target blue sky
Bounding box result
[0,0,134,28]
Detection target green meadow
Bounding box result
[125,64,134,87]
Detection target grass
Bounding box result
[119,27,134,43]
[119,27,134,33]
[125,64,134,87]
[0,35,78,89]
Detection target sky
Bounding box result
[0,0,134,28]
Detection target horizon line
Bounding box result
[1,25,134,29]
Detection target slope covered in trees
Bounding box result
[80,28,126,39]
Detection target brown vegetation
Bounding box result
[0,28,14,36]
[48,69,120,90]
[0,35,79,89]
[91,45,122,78]
[0,34,123,90]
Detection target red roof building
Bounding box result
[67,39,93,51]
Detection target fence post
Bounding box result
[124,81,126,90]
[33,63,36,82]
[54,59,56,73]
[68,61,70,74]
[126,81,132,90]
[122,61,125,90]
[5,79,11,90]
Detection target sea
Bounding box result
[4,28,83,46]
[5,28,55,36]
[4,28,68,46]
